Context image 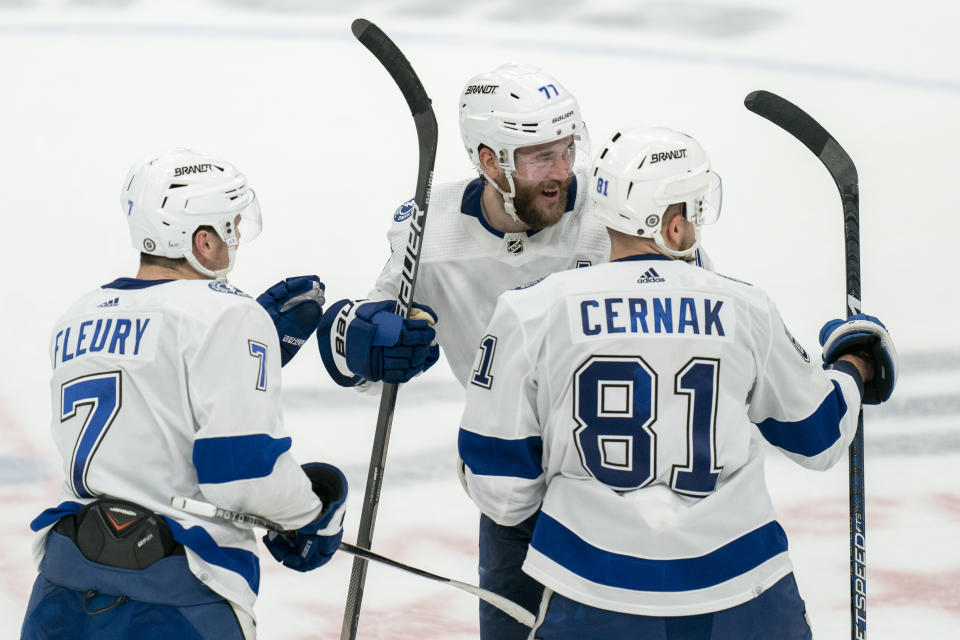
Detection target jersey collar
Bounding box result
[611,254,676,264]
[460,177,578,238]
[102,277,175,290]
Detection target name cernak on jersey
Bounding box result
[53,313,159,369]
[570,294,732,341]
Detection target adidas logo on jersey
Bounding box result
[98,297,119,308]
[637,268,665,284]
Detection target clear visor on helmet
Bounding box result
[512,128,590,183]
[657,170,722,226]
[693,172,722,225]
[223,191,262,246]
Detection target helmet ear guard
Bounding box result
[121,149,261,279]
[589,127,721,259]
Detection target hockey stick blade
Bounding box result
[744,89,860,315]
[744,90,866,640]
[352,19,432,118]
[744,90,857,190]
[170,497,536,628]
[343,19,439,640]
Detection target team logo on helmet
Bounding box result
[143,238,156,252]
[394,198,417,222]
[645,215,660,227]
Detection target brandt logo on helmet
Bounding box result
[143,238,156,252]
[506,238,524,255]
[637,268,665,284]
[552,110,574,124]
[173,164,214,177]
[650,149,687,164]
[394,198,417,222]
[465,84,498,95]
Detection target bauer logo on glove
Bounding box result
[256,276,326,367]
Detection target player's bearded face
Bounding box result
[511,174,573,230]
[508,137,576,230]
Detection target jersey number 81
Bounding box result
[573,355,722,497]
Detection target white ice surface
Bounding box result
[1,1,958,638]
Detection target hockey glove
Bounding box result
[262,463,347,572]
[819,313,898,405]
[256,276,325,367]
[317,299,439,386]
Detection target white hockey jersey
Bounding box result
[31,277,322,619]
[365,174,609,386]
[458,254,864,616]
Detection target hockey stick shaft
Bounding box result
[169,497,536,627]
[744,90,865,640]
[343,18,438,640]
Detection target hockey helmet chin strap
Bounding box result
[652,224,702,262]
[184,245,236,280]
[479,162,522,223]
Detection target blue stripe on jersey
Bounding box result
[30,501,84,532]
[610,254,674,264]
[459,428,543,480]
[102,277,174,290]
[531,512,788,592]
[164,517,260,594]
[193,434,292,484]
[755,380,847,457]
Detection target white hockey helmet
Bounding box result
[459,62,588,219]
[590,126,721,259]
[121,149,262,279]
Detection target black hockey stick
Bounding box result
[342,18,438,640]
[744,90,864,640]
[169,497,536,627]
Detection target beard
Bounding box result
[511,175,573,230]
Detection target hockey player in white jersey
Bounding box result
[316,62,631,638]
[18,149,425,639]
[458,126,898,639]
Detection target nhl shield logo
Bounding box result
[506,238,524,255]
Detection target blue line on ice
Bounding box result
[1,22,958,94]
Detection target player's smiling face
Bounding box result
[511,137,575,229]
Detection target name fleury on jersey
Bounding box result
[568,292,734,342]
[52,313,160,369]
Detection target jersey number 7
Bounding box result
[60,371,122,499]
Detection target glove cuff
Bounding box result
[317,300,366,387]
[826,359,865,400]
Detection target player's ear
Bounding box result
[478,146,502,180]
[661,203,685,249]
[192,226,220,263]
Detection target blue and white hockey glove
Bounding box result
[262,463,347,572]
[819,313,898,405]
[317,299,439,386]
[256,276,325,367]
